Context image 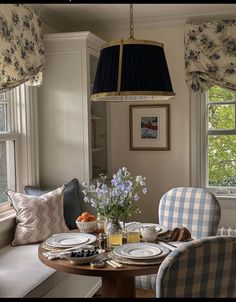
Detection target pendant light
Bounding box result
[91,4,175,102]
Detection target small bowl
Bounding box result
[76,220,97,233]
[65,249,105,264]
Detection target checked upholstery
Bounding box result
[158,187,221,240]
[156,236,236,297]
[136,187,221,293]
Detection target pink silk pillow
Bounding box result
[7,185,69,246]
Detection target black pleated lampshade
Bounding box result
[91,39,175,101]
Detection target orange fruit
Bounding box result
[76,215,83,221]
[81,218,89,222]
[82,212,90,216]
[89,215,96,221]
[81,212,90,219]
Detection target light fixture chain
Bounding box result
[130,4,134,39]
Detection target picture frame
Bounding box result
[129,104,170,150]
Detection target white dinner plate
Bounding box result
[45,233,97,248]
[113,243,170,260]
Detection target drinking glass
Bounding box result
[126,230,140,243]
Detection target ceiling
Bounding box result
[29,4,236,32]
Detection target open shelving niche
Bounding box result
[89,55,108,182]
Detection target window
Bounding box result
[190,85,236,196]
[0,84,39,215]
[0,91,18,212]
[207,86,236,193]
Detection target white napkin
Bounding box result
[43,244,95,260]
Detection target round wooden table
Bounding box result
[38,244,160,298]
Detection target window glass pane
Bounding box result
[208,85,235,103]
[208,135,236,187]
[208,104,235,130]
[0,103,7,131]
[0,141,15,203]
[0,141,7,203]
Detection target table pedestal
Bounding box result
[102,275,135,297]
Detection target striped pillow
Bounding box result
[7,185,69,246]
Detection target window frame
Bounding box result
[0,84,39,214]
[206,89,236,194]
[0,91,19,212]
[190,88,236,197]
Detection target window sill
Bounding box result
[0,209,15,224]
[215,195,236,200]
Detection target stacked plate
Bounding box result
[111,242,170,266]
[45,233,97,248]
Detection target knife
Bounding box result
[158,241,177,251]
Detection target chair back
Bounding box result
[156,236,236,298]
[159,187,221,239]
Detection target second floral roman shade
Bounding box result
[185,19,236,92]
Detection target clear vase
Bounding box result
[97,213,108,234]
[107,218,123,248]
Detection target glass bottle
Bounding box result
[107,218,123,249]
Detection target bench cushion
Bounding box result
[0,243,65,297]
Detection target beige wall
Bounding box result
[95,26,190,223]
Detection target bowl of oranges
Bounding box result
[76,212,97,233]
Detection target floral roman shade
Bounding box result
[0,4,45,92]
[185,19,236,92]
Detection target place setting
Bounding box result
[109,242,171,266]
[42,232,104,262]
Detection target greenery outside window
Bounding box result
[0,92,18,212]
[190,85,236,196]
[206,86,236,194]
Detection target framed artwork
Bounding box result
[129,104,170,150]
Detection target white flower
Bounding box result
[136,176,142,182]
[82,181,87,187]
[143,188,147,194]
[90,184,95,191]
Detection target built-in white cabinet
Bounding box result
[38,32,108,187]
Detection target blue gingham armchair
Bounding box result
[136,187,221,294]
[156,236,236,297]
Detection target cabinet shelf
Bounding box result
[92,147,104,152]
[91,114,103,120]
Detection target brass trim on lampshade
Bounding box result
[102,38,164,49]
[91,4,175,102]
[91,90,176,102]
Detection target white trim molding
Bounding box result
[190,90,206,188]
[9,85,39,192]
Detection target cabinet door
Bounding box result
[90,54,108,180]
[38,51,85,186]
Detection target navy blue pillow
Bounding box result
[24,178,82,230]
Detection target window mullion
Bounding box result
[208,129,236,136]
